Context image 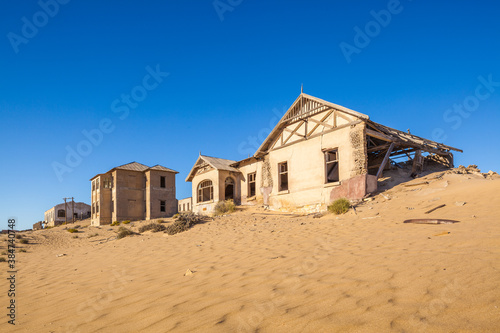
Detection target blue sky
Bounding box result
[1,0,499,230]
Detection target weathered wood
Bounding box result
[308,117,334,129]
[307,110,333,137]
[424,204,446,214]
[367,129,394,142]
[376,142,395,179]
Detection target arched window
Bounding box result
[225,177,234,200]
[197,180,213,203]
[57,209,65,218]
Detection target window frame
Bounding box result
[160,176,166,188]
[278,161,289,192]
[160,200,166,212]
[324,148,340,184]
[248,172,256,198]
[197,180,214,203]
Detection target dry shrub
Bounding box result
[214,200,236,216]
[328,198,350,215]
[122,220,131,224]
[19,238,29,244]
[67,228,78,233]
[138,223,166,233]
[166,212,202,235]
[117,227,134,239]
[111,221,120,226]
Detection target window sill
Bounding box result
[196,200,214,205]
[324,181,341,188]
[277,190,289,195]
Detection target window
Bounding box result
[325,149,339,183]
[183,203,186,211]
[197,180,213,203]
[58,209,65,218]
[160,176,166,188]
[92,181,95,192]
[248,172,256,197]
[160,200,166,212]
[111,200,114,213]
[278,162,288,191]
[179,204,182,211]
[103,178,112,188]
[92,204,95,215]
[111,176,114,188]
[96,178,100,190]
[96,202,99,213]
[187,203,190,211]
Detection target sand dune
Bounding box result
[1,170,499,332]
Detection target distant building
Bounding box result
[178,197,192,213]
[90,162,178,226]
[44,202,91,227]
[33,221,44,230]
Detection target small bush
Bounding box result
[15,234,23,239]
[19,249,27,252]
[138,223,166,233]
[19,239,29,244]
[117,227,134,239]
[328,198,350,215]
[0,257,6,262]
[67,228,78,233]
[72,235,79,239]
[111,221,120,226]
[214,200,236,216]
[1,251,6,255]
[165,212,203,235]
[87,233,99,238]
[157,219,164,224]
[122,220,131,225]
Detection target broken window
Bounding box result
[160,176,166,188]
[96,178,100,190]
[225,177,234,200]
[278,162,288,191]
[103,178,112,189]
[96,202,99,214]
[57,209,65,218]
[92,180,95,192]
[248,172,256,197]
[197,180,213,203]
[160,200,166,212]
[111,200,114,213]
[325,149,339,183]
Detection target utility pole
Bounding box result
[63,197,74,224]
[72,197,75,222]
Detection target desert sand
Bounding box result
[1,169,499,332]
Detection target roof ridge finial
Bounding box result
[301,83,303,94]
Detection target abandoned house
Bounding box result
[186,92,461,214]
[90,162,178,226]
[44,202,91,227]
[178,197,192,213]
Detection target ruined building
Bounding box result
[44,202,91,227]
[90,162,178,226]
[186,93,461,214]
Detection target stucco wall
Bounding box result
[265,122,367,209]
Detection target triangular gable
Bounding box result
[254,93,368,157]
[185,155,239,182]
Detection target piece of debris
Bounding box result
[362,216,380,220]
[363,197,374,202]
[424,204,446,214]
[184,269,194,276]
[56,254,67,257]
[312,213,324,218]
[404,181,429,187]
[455,201,466,206]
[404,219,459,224]
[434,231,451,236]
[381,193,390,200]
[406,207,414,210]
